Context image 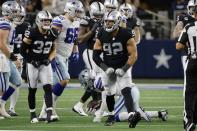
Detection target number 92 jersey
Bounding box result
[52,15,79,58]
[97,27,135,69]
[24,27,57,62]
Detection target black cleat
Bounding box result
[128,111,141,128]
[158,109,168,121]
[185,123,196,131]
[105,115,115,126]
[7,110,18,116]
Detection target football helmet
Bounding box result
[90,2,105,22]
[78,69,94,90]
[2,1,21,22]
[104,0,119,12]
[187,0,196,16]
[104,10,121,32]
[64,0,84,18]
[14,5,26,25]
[119,3,133,19]
[36,11,53,30]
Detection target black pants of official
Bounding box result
[184,59,197,125]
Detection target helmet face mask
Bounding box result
[104,11,121,32]
[78,69,94,89]
[187,0,196,16]
[36,11,53,30]
[14,5,26,25]
[119,3,133,19]
[90,2,105,22]
[104,0,118,12]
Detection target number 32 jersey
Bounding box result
[24,27,57,62]
[97,27,135,69]
[52,15,79,58]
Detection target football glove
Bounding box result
[86,100,101,115]
[41,59,51,66]
[115,68,125,77]
[69,52,79,63]
[31,60,41,68]
[105,67,114,76]
[91,22,100,33]
[10,53,18,61]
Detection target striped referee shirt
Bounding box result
[178,21,197,59]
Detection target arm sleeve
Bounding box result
[177,28,188,45]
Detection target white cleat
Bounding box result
[0,108,11,118]
[52,109,60,120]
[158,109,168,121]
[93,115,102,123]
[137,107,151,122]
[38,110,47,121]
[31,118,39,123]
[72,105,88,116]
[0,116,5,120]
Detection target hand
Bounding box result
[9,53,18,61]
[31,60,41,68]
[105,68,114,76]
[115,68,125,77]
[41,59,51,66]
[14,59,22,69]
[91,22,100,33]
[69,52,79,63]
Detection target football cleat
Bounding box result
[137,107,151,122]
[31,117,39,123]
[93,115,102,123]
[72,105,88,116]
[7,110,18,116]
[0,116,4,120]
[158,109,168,121]
[104,115,115,126]
[128,111,141,128]
[185,123,196,131]
[38,110,47,121]
[0,107,11,118]
[46,115,58,123]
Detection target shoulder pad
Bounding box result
[0,18,11,30]
[52,16,63,27]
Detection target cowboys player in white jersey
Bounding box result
[39,0,84,120]
[0,1,22,118]
[72,1,105,117]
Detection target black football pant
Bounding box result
[184,59,197,125]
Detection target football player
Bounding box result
[104,0,119,12]
[7,5,31,117]
[72,1,105,117]
[21,10,57,123]
[39,0,84,119]
[0,1,22,118]
[93,10,138,127]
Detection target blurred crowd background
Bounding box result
[0,0,190,40]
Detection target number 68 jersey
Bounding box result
[52,15,79,58]
[24,27,57,62]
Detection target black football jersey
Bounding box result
[126,17,140,30]
[80,17,103,50]
[24,27,57,62]
[176,14,195,27]
[97,27,135,69]
[13,22,31,54]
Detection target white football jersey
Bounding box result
[52,15,80,58]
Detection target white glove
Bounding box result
[105,68,114,76]
[115,68,125,77]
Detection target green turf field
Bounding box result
[0,83,184,131]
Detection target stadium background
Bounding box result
[0,0,188,78]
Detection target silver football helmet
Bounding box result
[104,10,121,32]
[14,5,26,25]
[78,69,94,89]
[119,3,133,19]
[187,0,196,16]
[64,0,84,18]
[2,1,21,22]
[36,11,53,30]
[90,2,105,22]
[104,0,119,12]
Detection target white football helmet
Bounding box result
[78,69,94,90]
[119,3,133,19]
[104,10,121,32]
[36,11,53,30]
[187,0,196,16]
[14,5,26,25]
[104,0,119,12]
[2,1,21,22]
[64,0,84,18]
[90,2,105,22]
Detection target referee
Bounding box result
[176,4,197,131]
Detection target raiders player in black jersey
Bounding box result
[119,3,141,44]
[21,11,58,123]
[72,2,105,116]
[93,10,138,127]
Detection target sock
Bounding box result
[52,83,65,96]
[106,95,115,112]
[116,112,129,122]
[145,111,159,118]
[75,101,83,108]
[121,87,134,113]
[43,84,53,108]
[99,91,107,115]
[1,86,15,101]
[81,90,91,103]
[28,88,37,110]
[9,88,19,111]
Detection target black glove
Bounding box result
[91,22,100,33]
[41,59,51,66]
[31,60,41,68]
[10,53,18,61]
